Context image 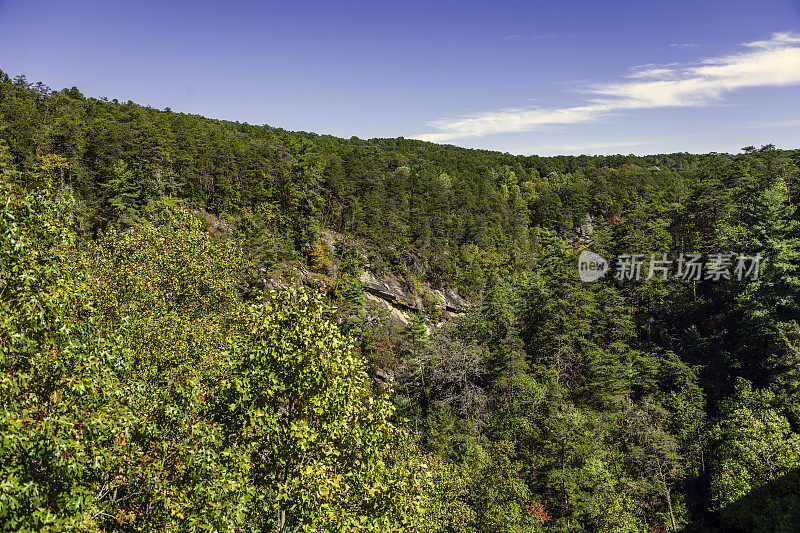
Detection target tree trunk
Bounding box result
[278,508,286,531]
[665,487,677,533]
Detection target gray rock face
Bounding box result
[358,271,469,314]
[363,292,413,328]
[433,288,470,313]
[359,271,419,311]
[321,230,470,320]
[575,213,595,241]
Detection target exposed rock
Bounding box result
[374,367,395,385]
[433,288,470,314]
[575,213,595,242]
[359,271,419,311]
[358,270,470,326]
[320,229,370,267]
[364,291,412,328]
[358,271,469,315]
[255,255,470,330]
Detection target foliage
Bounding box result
[214,289,428,531]
[0,179,131,531]
[3,70,800,531]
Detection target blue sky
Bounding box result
[1,0,799,155]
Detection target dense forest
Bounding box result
[2,70,800,532]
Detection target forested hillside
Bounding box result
[2,70,800,532]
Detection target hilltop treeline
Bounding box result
[2,71,800,532]
[1,70,712,294]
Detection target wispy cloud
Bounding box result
[670,42,698,49]
[414,31,800,143]
[530,32,578,40]
[747,118,800,128]
[504,32,577,42]
[625,64,680,79]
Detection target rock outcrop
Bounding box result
[267,229,471,327]
[359,271,468,312]
[574,213,595,242]
[358,270,469,327]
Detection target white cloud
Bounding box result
[503,32,577,42]
[625,64,678,79]
[413,31,800,142]
[742,31,800,49]
[530,32,578,40]
[747,118,800,128]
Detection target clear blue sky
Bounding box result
[1,0,799,155]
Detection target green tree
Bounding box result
[214,289,428,532]
[0,179,131,531]
[710,378,800,524]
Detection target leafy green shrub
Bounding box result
[213,289,428,532]
[0,181,132,531]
